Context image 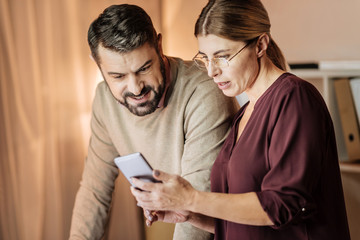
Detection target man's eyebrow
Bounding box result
[108,71,123,75]
[107,59,153,75]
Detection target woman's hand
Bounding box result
[130,170,196,212]
[133,172,216,233]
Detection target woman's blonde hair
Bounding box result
[195,0,287,71]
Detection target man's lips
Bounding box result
[128,90,151,104]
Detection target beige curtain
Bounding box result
[0,0,161,239]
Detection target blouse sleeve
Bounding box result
[256,83,328,229]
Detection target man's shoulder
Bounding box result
[167,56,223,100]
[93,81,113,102]
[95,81,109,93]
[92,81,118,114]
[167,57,238,110]
[168,56,212,85]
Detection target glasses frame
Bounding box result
[192,42,250,70]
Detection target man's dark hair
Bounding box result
[88,4,158,63]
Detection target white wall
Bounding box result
[161,0,208,60]
[162,0,360,63]
[262,0,360,63]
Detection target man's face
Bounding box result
[97,43,166,116]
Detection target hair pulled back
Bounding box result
[195,0,287,71]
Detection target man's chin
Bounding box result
[130,107,156,116]
[124,102,158,116]
[117,88,163,116]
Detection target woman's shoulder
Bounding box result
[270,72,323,101]
[257,72,328,116]
[276,72,314,90]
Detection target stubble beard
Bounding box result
[117,56,166,116]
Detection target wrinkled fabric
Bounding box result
[70,57,239,240]
[211,73,350,240]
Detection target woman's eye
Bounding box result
[216,55,230,59]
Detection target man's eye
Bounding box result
[111,74,125,79]
[138,65,151,73]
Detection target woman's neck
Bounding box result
[246,57,285,105]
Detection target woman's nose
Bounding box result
[207,61,221,78]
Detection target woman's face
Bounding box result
[196,34,259,97]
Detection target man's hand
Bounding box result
[144,209,190,226]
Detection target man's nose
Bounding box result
[127,75,143,95]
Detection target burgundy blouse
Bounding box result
[211,73,350,240]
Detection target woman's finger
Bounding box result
[131,177,155,191]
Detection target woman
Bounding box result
[131,0,351,239]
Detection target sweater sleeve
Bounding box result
[69,84,119,240]
[256,84,326,229]
[174,79,239,239]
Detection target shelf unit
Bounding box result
[291,69,360,172]
[340,161,360,173]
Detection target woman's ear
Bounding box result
[256,33,270,58]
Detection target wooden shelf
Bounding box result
[291,69,360,79]
[291,69,360,173]
[340,162,360,173]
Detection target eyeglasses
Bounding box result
[192,42,249,70]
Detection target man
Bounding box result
[69,4,239,240]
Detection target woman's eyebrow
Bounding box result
[198,49,231,56]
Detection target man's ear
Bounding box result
[157,33,164,56]
[256,33,270,58]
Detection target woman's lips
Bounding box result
[216,81,231,90]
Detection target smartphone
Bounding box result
[114,152,161,187]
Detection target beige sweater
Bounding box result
[70,57,239,240]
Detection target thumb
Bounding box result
[153,169,172,182]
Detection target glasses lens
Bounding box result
[194,58,207,69]
[213,58,229,68]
